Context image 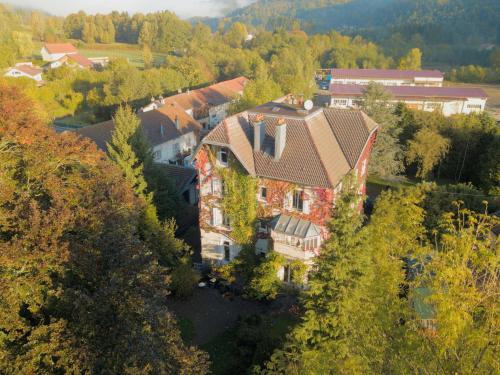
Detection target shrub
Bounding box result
[170,263,200,299]
[246,252,284,300]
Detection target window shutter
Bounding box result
[284,192,291,209]
[303,194,311,214]
[212,207,222,226]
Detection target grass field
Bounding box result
[78,43,169,68]
[32,41,169,68]
[444,81,500,120]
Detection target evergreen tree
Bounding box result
[361,82,404,178]
[107,105,148,198]
[263,174,368,373]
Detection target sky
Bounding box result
[4,0,254,18]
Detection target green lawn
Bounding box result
[78,44,169,68]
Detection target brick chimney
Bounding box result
[275,118,286,161]
[253,114,265,152]
[175,116,180,130]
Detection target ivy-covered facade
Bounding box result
[195,101,378,281]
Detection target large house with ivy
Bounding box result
[195,99,378,281]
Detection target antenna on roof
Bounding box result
[304,100,314,111]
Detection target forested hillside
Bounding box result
[226,0,500,66]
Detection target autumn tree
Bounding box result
[398,48,422,70]
[0,83,209,374]
[232,77,283,113]
[406,127,450,179]
[143,45,153,68]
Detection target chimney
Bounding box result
[275,118,286,161]
[160,124,165,137]
[175,116,180,130]
[253,114,265,152]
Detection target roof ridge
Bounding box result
[304,112,335,188]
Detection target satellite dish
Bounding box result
[304,100,314,111]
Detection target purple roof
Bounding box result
[329,84,488,100]
[331,68,444,80]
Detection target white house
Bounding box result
[41,43,77,62]
[77,101,202,166]
[4,63,43,82]
[329,84,488,116]
[166,76,248,131]
[329,68,444,87]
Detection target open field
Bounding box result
[444,81,500,120]
[78,43,169,68]
[32,41,169,68]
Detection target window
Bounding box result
[332,99,348,107]
[425,102,442,110]
[304,237,319,251]
[218,148,228,166]
[292,190,304,211]
[153,150,161,160]
[223,241,231,261]
[467,104,482,110]
[283,265,291,283]
[259,186,267,201]
[212,207,222,226]
[223,213,231,228]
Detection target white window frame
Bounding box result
[218,148,228,167]
[292,190,304,212]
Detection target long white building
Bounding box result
[329,84,488,116]
[329,68,444,87]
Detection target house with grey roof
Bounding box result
[195,98,378,281]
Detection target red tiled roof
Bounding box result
[76,101,202,151]
[329,84,488,100]
[67,53,93,68]
[43,43,77,54]
[331,68,444,80]
[166,77,248,111]
[10,65,42,77]
[202,103,378,188]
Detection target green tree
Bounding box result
[398,48,422,70]
[143,45,153,68]
[107,105,148,197]
[361,82,404,178]
[406,127,450,179]
[232,77,283,113]
[223,22,248,48]
[263,174,368,373]
[246,252,284,300]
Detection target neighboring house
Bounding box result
[76,101,203,166]
[195,100,378,281]
[159,164,199,205]
[41,43,77,62]
[165,76,248,131]
[329,68,444,87]
[4,62,43,82]
[46,53,94,69]
[329,84,488,116]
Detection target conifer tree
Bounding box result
[107,105,148,198]
[361,82,404,178]
[263,174,368,373]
